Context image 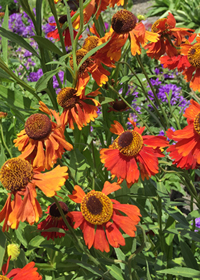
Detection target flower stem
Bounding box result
[108,83,153,134]
[136,54,169,129]
[0,120,12,158]
[53,196,104,268]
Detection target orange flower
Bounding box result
[37,201,72,240]
[0,157,68,231]
[73,0,126,29]
[70,47,112,87]
[97,9,159,62]
[13,101,73,170]
[159,33,196,72]
[68,181,141,252]
[1,259,42,280]
[57,85,100,130]
[145,12,193,60]
[175,36,200,92]
[100,119,169,187]
[167,99,200,169]
[47,13,81,47]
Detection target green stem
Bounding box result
[136,54,169,129]
[0,120,12,158]
[48,0,66,54]
[53,196,104,268]
[108,83,153,134]
[118,61,164,127]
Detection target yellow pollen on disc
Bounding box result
[57,87,78,109]
[25,113,52,140]
[112,130,143,156]
[81,190,113,225]
[151,18,167,33]
[194,112,200,135]
[69,49,93,74]
[83,36,100,52]
[0,158,33,192]
[188,44,200,68]
[112,9,137,34]
[0,276,9,280]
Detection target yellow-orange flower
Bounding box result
[57,85,100,130]
[97,9,159,62]
[0,157,68,231]
[68,182,141,252]
[13,101,73,170]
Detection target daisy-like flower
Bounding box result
[73,0,123,30]
[47,13,81,47]
[167,99,200,169]
[96,9,159,62]
[68,181,141,252]
[100,119,169,187]
[70,46,112,87]
[0,157,68,231]
[159,33,196,72]
[145,12,193,60]
[176,36,200,92]
[37,201,72,240]
[57,85,100,130]
[1,259,42,280]
[13,101,73,170]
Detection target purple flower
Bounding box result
[194,218,200,231]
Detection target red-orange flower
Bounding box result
[0,157,68,231]
[167,99,200,169]
[145,13,193,60]
[1,259,42,280]
[97,9,159,62]
[73,0,125,29]
[159,33,196,72]
[68,181,141,252]
[100,119,169,187]
[37,201,72,240]
[13,101,73,170]
[48,13,81,47]
[58,85,100,130]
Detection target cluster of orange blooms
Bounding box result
[1,0,200,259]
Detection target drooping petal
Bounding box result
[68,185,85,203]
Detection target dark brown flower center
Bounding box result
[57,87,78,109]
[112,10,137,34]
[118,131,133,147]
[69,49,93,74]
[83,36,100,52]
[112,100,127,111]
[59,15,67,25]
[81,190,113,225]
[112,130,143,156]
[25,113,52,140]
[188,44,200,68]
[49,201,68,217]
[0,158,33,191]
[86,196,103,215]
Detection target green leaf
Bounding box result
[36,0,42,36]
[29,235,45,247]
[146,260,152,280]
[0,229,7,270]
[180,241,199,270]
[0,27,40,58]
[97,96,114,105]
[158,267,200,277]
[114,248,126,271]
[2,6,8,65]
[106,264,124,280]
[35,68,60,92]
[0,144,6,168]
[32,36,64,56]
